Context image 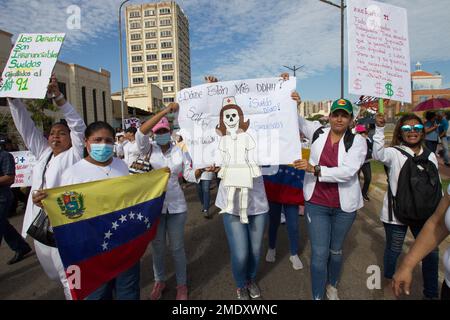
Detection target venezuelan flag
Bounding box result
[42,169,170,300]
[263,165,305,205]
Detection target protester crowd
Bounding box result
[0,73,449,301]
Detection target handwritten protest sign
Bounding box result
[10,151,36,188]
[177,77,301,169]
[0,33,65,99]
[124,117,141,129]
[347,0,411,103]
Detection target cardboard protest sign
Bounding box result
[0,33,65,99]
[347,0,411,103]
[124,117,141,129]
[177,77,301,169]
[10,151,36,188]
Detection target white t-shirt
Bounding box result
[62,158,129,185]
[444,185,450,287]
[123,140,141,167]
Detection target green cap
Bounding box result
[330,99,354,116]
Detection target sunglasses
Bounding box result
[401,124,424,132]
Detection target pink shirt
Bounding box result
[309,133,341,208]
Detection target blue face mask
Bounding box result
[155,133,171,146]
[90,144,114,163]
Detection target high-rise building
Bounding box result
[125,1,191,108]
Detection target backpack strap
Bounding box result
[343,130,355,153]
[393,146,414,159]
[384,165,394,222]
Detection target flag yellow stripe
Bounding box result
[42,169,170,228]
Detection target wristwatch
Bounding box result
[313,165,321,177]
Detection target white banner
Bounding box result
[11,151,36,188]
[347,0,411,103]
[177,77,301,169]
[0,33,65,99]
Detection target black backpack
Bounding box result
[311,127,355,152]
[386,147,442,227]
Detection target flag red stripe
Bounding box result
[264,181,304,205]
[67,218,160,300]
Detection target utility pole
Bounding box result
[319,0,346,99]
[283,65,304,77]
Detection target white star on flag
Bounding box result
[129,212,136,219]
[119,215,127,223]
[102,242,108,250]
[112,221,119,230]
[146,223,151,229]
[144,217,149,224]
[104,230,113,239]
[137,213,143,221]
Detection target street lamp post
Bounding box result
[119,0,130,130]
[319,0,346,99]
[283,65,304,77]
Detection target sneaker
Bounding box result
[326,285,340,300]
[246,281,261,299]
[202,209,212,219]
[7,246,32,265]
[236,287,250,300]
[265,248,276,262]
[176,285,188,300]
[280,213,286,224]
[289,255,304,270]
[150,281,166,300]
[362,194,370,202]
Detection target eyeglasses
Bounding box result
[401,124,424,132]
[89,137,115,144]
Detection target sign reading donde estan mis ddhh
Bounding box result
[347,0,411,103]
[0,33,65,99]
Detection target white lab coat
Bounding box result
[8,98,86,300]
[298,116,367,213]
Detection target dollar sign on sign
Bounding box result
[385,83,394,97]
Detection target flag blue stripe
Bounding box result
[53,194,165,268]
[264,166,304,189]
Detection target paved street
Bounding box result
[0,176,448,300]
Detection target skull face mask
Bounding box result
[223,109,239,130]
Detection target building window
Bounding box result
[133,77,144,85]
[148,76,158,83]
[144,9,155,16]
[130,33,141,40]
[163,97,175,103]
[129,11,141,18]
[146,54,157,61]
[160,8,171,15]
[146,42,157,50]
[92,89,98,122]
[163,86,174,93]
[58,82,67,97]
[420,96,428,103]
[131,55,142,62]
[147,65,158,72]
[102,91,107,122]
[132,66,143,73]
[162,63,173,71]
[145,32,157,39]
[160,19,171,26]
[81,86,87,124]
[145,20,156,28]
[160,30,172,37]
[161,52,173,60]
[130,22,141,29]
[162,75,174,82]
[161,41,172,49]
[131,44,142,52]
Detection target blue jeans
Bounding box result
[268,202,299,256]
[223,213,268,289]
[0,190,29,253]
[305,202,356,300]
[152,212,187,285]
[85,263,140,300]
[383,223,439,299]
[196,180,211,211]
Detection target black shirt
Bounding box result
[0,149,15,195]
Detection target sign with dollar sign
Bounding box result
[347,0,411,103]
[385,83,394,98]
